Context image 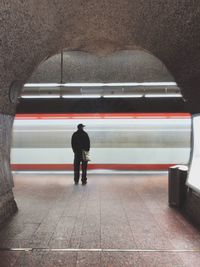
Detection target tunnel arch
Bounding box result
[0,1,200,224]
[0,1,200,114]
[27,49,175,84]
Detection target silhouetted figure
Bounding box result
[71,124,90,185]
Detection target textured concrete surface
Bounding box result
[29,50,173,83]
[0,114,14,194]
[0,1,200,113]
[185,190,200,227]
[0,173,199,266]
[0,114,17,225]
[0,191,17,226]
[0,0,200,255]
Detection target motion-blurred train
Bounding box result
[11,113,191,171]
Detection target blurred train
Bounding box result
[11,113,191,171]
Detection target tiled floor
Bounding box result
[0,172,200,266]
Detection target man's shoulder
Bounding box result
[72,131,78,137]
[72,130,88,137]
[83,131,89,136]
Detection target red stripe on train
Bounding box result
[11,164,174,171]
[15,113,191,120]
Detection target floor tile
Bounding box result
[0,173,198,267]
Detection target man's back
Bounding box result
[71,129,90,154]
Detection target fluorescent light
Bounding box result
[21,95,60,98]
[62,94,101,98]
[103,82,177,87]
[21,93,183,99]
[64,83,104,87]
[24,83,61,87]
[104,94,143,98]
[137,82,176,86]
[24,82,177,88]
[145,94,182,98]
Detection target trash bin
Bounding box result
[168,165,188,208]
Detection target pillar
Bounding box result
[0,81,23,225]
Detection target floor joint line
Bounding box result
[0,248,200,253]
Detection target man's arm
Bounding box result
[86,133,90,151]
[71,133,75,152]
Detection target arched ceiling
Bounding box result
[29,50,174,83]
[0,1,200,114]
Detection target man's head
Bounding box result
[77,123,85,130]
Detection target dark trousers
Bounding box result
[74,154,88,183]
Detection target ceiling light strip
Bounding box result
[21,95,60,99]
[104,94,143,98]
[62,94,101,98]
[24,82,177,87]
[21,94,182,99]
[145,94,182,98]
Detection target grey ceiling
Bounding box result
[1,1,199,114]
[28,50,174,83]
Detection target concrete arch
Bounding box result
[0,1,200,224]
[28,50,174,84]
[0,1,200,113]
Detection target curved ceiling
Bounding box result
[29,50,174,83]
[0,1,200,113]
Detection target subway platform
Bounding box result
[0,172,200,267]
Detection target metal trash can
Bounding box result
[168,165,188,208]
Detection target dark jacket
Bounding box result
[71,129,90,155]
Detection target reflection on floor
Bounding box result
[0,173,200,267]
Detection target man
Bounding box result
[71,123,90,185]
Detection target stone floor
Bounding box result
[0,172,200,266]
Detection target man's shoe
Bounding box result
[82,181,87,185]
[74,181,78,185]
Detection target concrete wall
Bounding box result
[0,1,200,225]
[0,114,17,225]
[185,191,200,228]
